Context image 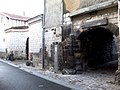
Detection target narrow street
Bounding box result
[0,61,71,90]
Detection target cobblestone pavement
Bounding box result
[1,59,120,90]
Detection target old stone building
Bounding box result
[0,12,44,62]
[68,0,120,83]
[43,1,120,81]
[0,12,29,59]
[44,0,120,78]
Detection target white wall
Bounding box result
[5,30,28,53]
[29,21,43,53]
[0,14,29,53]
[0,16,6,52]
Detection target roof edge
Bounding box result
[4,26,29,31]
[27,14,43,21]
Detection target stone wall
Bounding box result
[79,0,110,8]
[45,27,62,57]
[29,21,43,53]
[71,6,118,65]
[0,52,7,59]
[45,0,63,57]
[30,52,42,68]
[72,6,118,32]
[5,29,28,59]
[27,15,43,67]
[115,1,120,84]
[71,2,120,82]
[63,0,80,13]
[45,0,63,28]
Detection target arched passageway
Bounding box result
[78,27,118,68]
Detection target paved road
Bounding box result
[0,61,71,90]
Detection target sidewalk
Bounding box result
[0,59,120,90]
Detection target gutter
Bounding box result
[70,0,117,17]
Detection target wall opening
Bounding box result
[78,27,118,70]
[26,37,29,60]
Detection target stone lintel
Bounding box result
[81,18,108,29]
[81,18,119,36]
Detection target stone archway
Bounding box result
[77,27,118,68]
[75,19,119,70]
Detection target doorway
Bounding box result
[78,27,118,68]
[26,37,29,60]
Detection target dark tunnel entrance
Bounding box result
[78,27,118,69]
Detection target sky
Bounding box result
[0,0,44,17]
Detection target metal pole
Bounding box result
[54,44,58,73]
[42,26,45,69]
[41,14,45,69]
[41,0,46,69]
